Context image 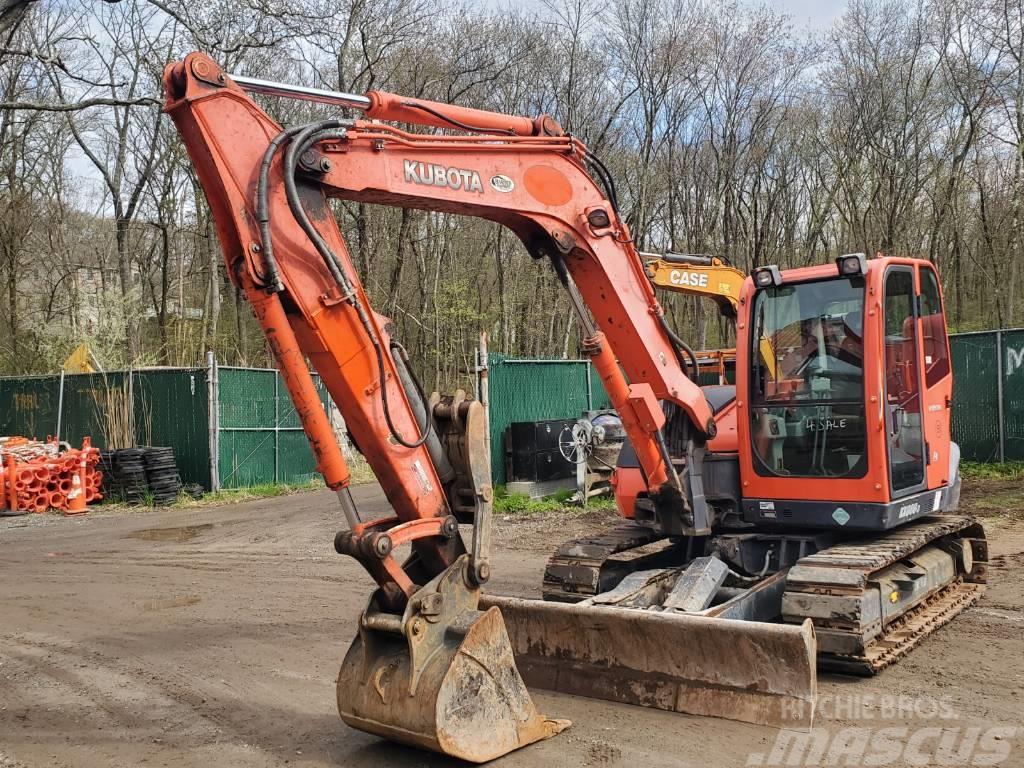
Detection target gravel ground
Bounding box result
[1,480,1022,767]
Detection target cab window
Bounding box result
[919,267,950,387]
[750,278,867,479]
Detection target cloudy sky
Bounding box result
[772,0,847,30]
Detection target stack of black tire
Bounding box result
[99,447,181,505]
[141,447,182,505]
[99,448,148,504]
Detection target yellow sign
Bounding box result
[63,343,96,374]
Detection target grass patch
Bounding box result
[347,454,376,485]
[961,461,1024,481]
[173,478,326,508]
[493,485,616,515]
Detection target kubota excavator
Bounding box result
[164,53,987,764]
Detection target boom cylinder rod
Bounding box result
[229,73,551,136]
[230,74,372,110]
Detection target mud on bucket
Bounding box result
[337,555,570,763]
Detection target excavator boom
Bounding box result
[645,253,776,380]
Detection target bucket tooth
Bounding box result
[337,555,569,763]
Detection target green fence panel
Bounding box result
[218,429,276,488]
[215,367,328,488]
[587,364,613,410]
[950,332,1001,463]
[0,375,66,439]
[487,355,611,485]
[134,369,210,489]
[1001,330,1024,461]
[0,370,211,488]
[61,372,125,445]
[218,368,277,429]
[278,430,323,484]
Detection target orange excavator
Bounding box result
[164,53,986,763]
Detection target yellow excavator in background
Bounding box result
[643,252,775,381]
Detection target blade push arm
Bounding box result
[163,53,716,602]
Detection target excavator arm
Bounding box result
[644,252,745,317]
[645,252,777,379]
[163,52,815,761]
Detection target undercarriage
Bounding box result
[542,513,987,674]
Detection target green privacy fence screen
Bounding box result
[0,331,1019,495]
[0,368,211,487]
[214,366,329,489]
[485,331,1024,481]
[486,354,611,485]
[950,329,1024,463]
[0,358,332,491]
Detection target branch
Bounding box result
[0,95,159,111]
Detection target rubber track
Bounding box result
[541,524,668,602]
[784,514,987,675]
[818,581,984,675]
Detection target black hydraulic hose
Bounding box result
[371,330,432,449]
[256,125,305,289]
[279,123,432,450]
[584,150,619,213]
[282,121,353,292]
[658,313,699,381]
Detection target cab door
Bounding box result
[917,264,953,491]
[882,267,926,496]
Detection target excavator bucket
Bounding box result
[481,593,817,729]
[337,556,570,763]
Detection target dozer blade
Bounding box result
[481,594,817,729]
[338,555,569,763]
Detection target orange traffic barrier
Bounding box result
[1,437,102,514]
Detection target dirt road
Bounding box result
[2,483,1022,767]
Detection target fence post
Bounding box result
[996,330,1006,463]
[55,368,65,442]
[274,373,280,484]
[585,360,593,411]
[207,351,220,491]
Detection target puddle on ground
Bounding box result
[127,523,214,542]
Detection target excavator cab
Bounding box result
[737,255,958,527]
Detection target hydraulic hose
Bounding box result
[277,121,433,449]
[658,313,699,382]
[256,125,306,289]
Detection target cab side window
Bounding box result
[919,267,950,387]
